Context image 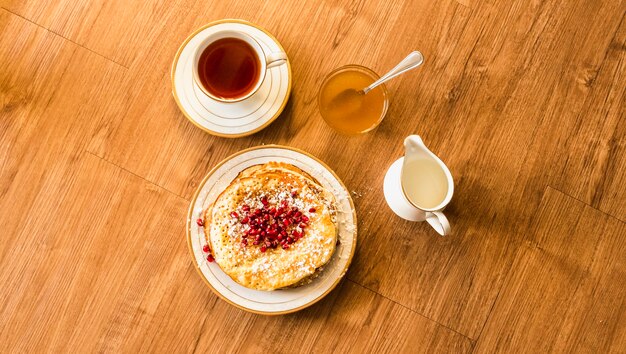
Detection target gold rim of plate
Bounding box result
[186,145,358,315]
[171,19,293,138]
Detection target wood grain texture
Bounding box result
[0,8,126,257]
[143,279,472,353]
[511,8,626,221]
[475,187,626,353]
[0,153,191,352]
[1,0,625,352]
[0,0,188,67]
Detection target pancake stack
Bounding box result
[203,162,338,291]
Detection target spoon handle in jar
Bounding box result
[362,51,424,94]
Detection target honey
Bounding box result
[318,65,388,134]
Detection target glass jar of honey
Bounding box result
[318,65,389,135]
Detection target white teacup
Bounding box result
[192,30,287,103]
[383,135,453,236]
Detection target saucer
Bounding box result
[171,20,292,138]
[187,145,357,314]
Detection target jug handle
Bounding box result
[425,211,451,236]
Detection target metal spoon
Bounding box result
[330,51,424,111]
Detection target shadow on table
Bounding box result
[255,94,298,141]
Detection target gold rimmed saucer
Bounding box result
[171,20,292,138]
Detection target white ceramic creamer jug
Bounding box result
[383,135,454,236]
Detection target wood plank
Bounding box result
[475,187,626,352]
[0,9,127,260]
[0,0,189,67]
[141,278,472,353]
[511,9,626,222]
[0,153,190,352]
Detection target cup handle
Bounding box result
[425,211,451,236]
[266,52,287,68]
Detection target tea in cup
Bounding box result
[192,30,287,102]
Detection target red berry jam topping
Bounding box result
[202,244,214,262]
[230,196,314,251]
[196,218,204,227]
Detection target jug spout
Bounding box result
[405,135,424,148]
[404,135,429,159]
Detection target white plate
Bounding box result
[186,146,357,314]
[171,20,292,138]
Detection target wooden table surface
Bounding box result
[1,0,625,352]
